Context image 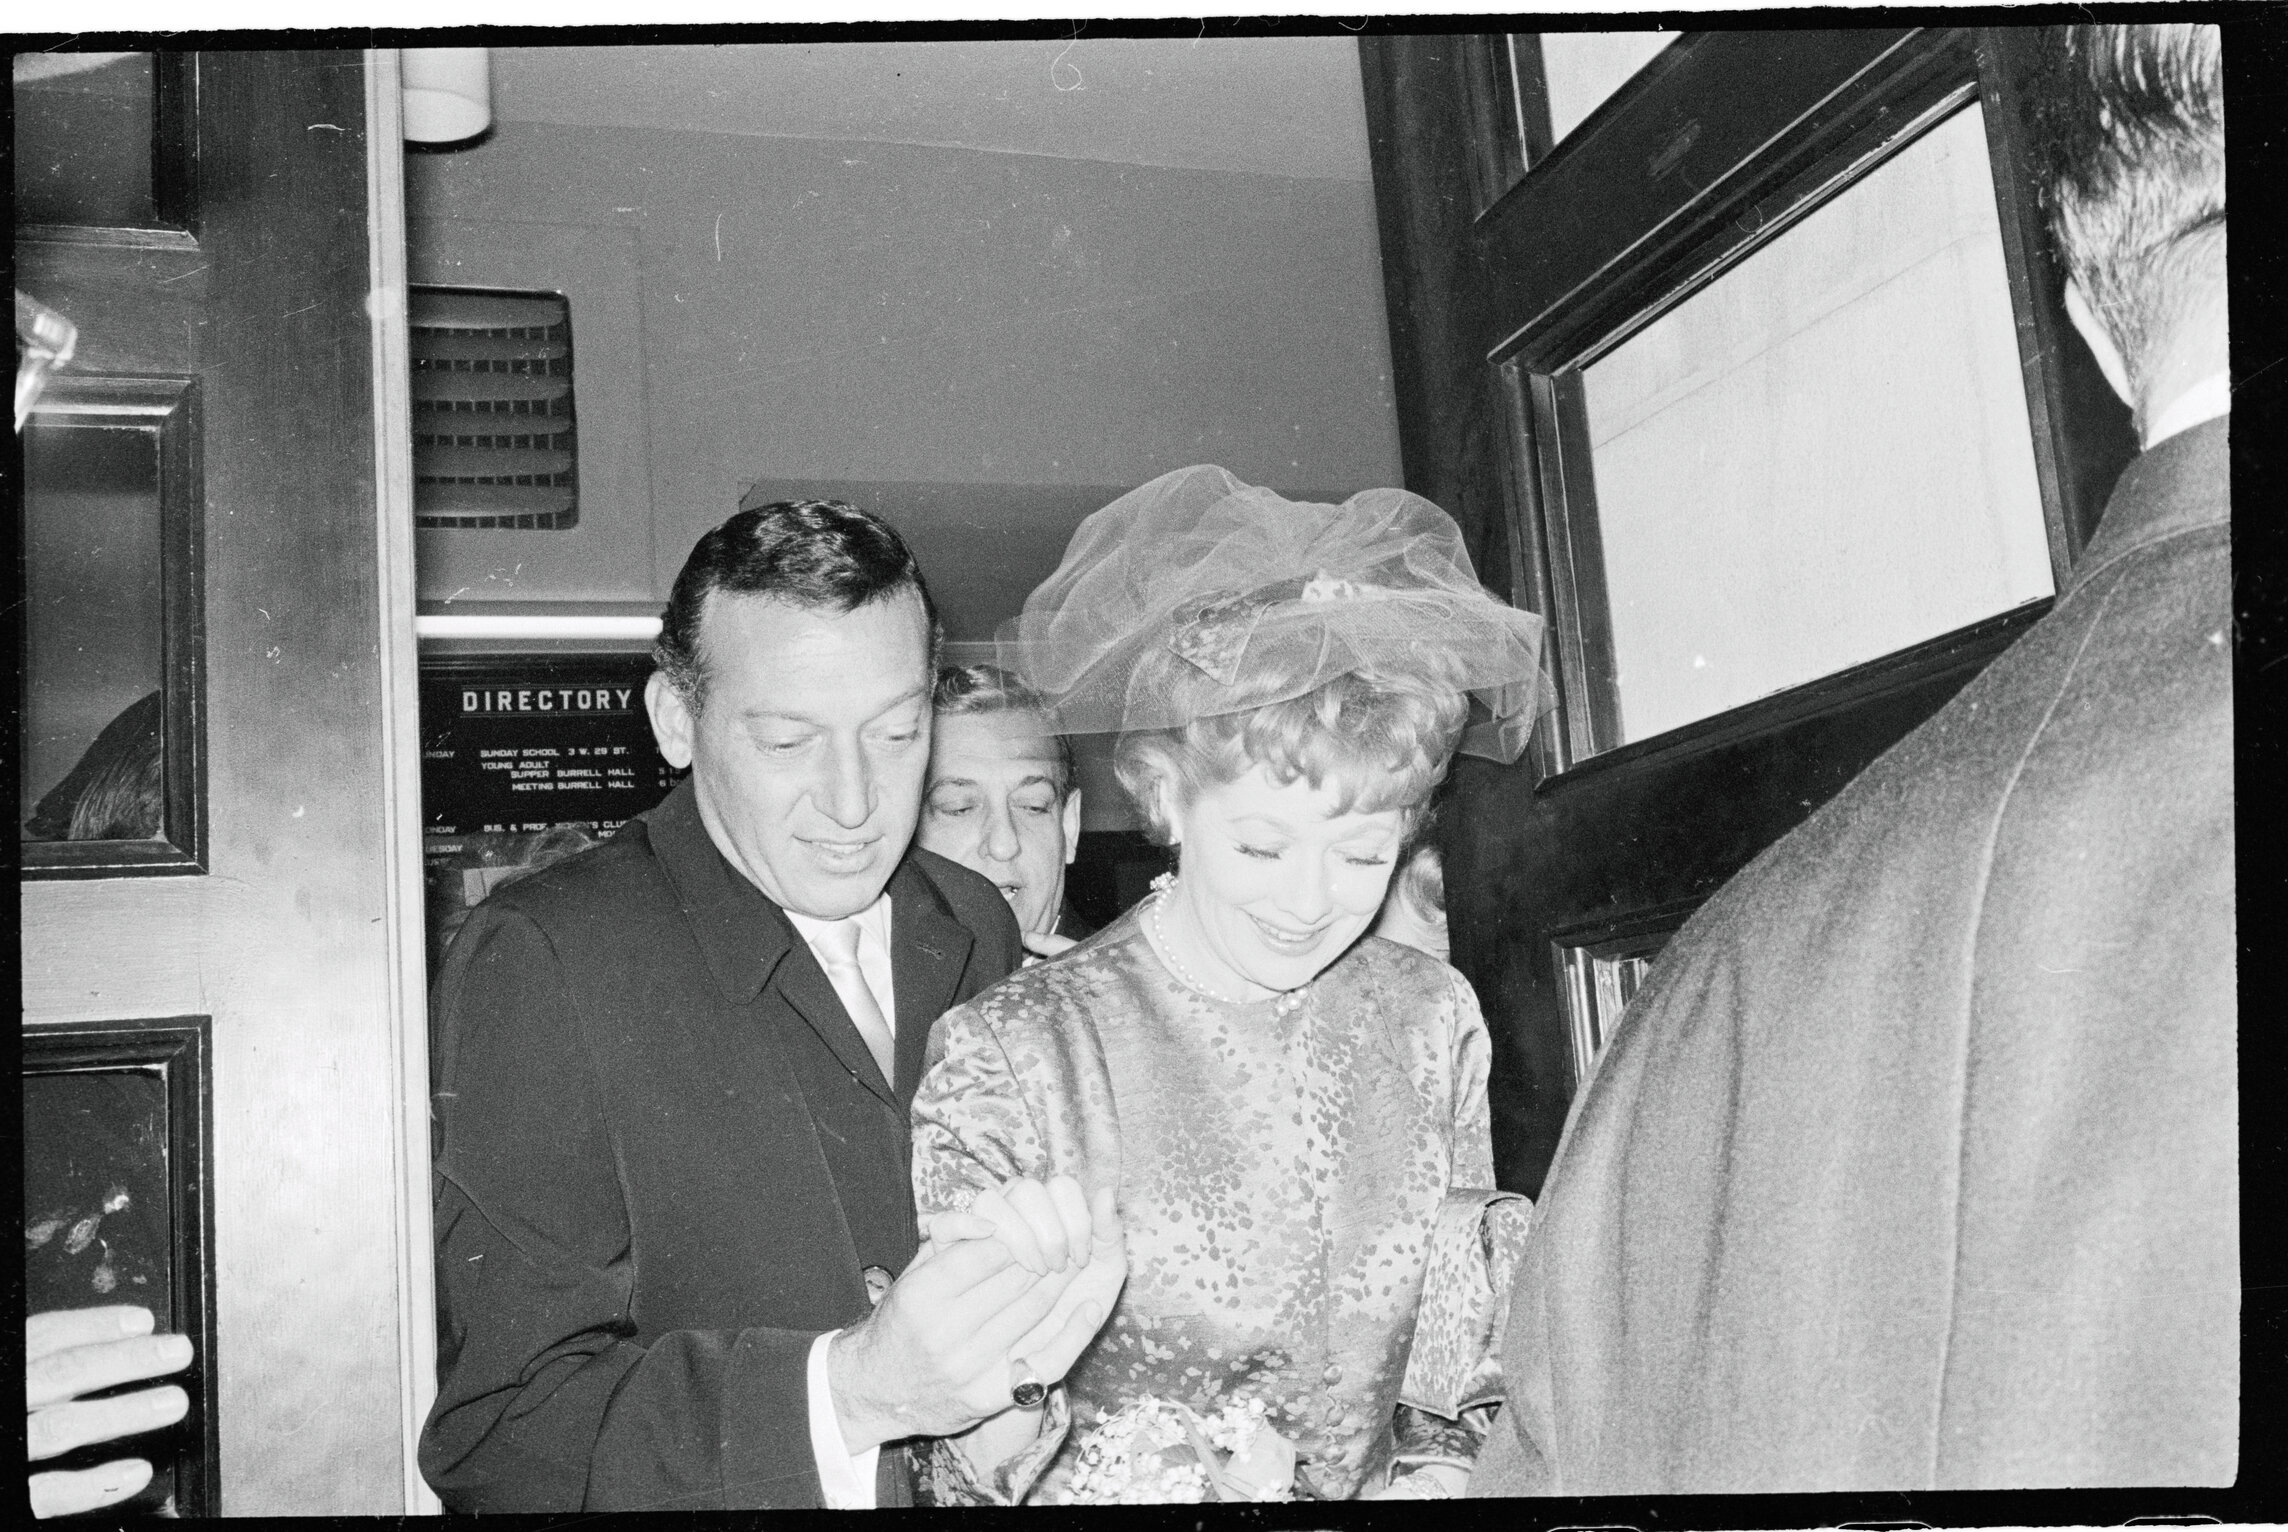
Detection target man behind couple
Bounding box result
[421,469,1540,1507]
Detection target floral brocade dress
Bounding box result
[909,905,1508,1503]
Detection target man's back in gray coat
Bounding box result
[1474,415,2234,1494]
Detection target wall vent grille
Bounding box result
[410,286,579,530]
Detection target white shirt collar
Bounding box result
[2144,369,2232,449]
[781,890,892,947]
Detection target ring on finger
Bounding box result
[1009,1355,1047,1409]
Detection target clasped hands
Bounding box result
[828,1174,1125,1452]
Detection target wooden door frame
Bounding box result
[19,50,437,1511]
[1361,26,2136,1192]
[363,49,444,1518]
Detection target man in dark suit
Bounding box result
[1471,23,2232,1494]
[921,664,1096,961]
[422,501,1123,1511]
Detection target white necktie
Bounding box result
[811,918,896,1087]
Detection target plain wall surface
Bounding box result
[404,114,1404,622]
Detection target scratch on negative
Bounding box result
[157,265,209,285]
[714,212,724,263]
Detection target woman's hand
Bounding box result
[1003,1184,1126,1380]
[965,1175,1096,1275]
[930,1177,1127,1374]
[932,1176,1126,1383]
[946,1183,1127,1488]
[27,1306,193,1518]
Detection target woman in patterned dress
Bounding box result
[909,465,1546,1503]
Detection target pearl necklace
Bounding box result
[1147,877,1305,1015]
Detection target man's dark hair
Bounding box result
[2015,23,2224,375]
[932,663,1076,796]
[655,498,941,711]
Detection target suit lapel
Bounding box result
[643,778,897,1107]
[778,944,898,1110]
[632,783,875,1308]
[888,860,975,1108]
[644,781,979,1115]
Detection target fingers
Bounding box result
[969,1185,1047,1275]
[1014,1296,1110,1384]
[1020,931,1076,958]
[26,1332,194,1412]
[1045,1176,1094,1269]
[965,1259,1081,1362]
[25,1307,154,1364]
[977,1175,1095,1276]
[28,1385,189,1461]
[906,1225,1021,1297]
[1006,1294,1080,1373]
[1003,1178,1074,1273]
[1008,1192,1126,1372]
[1084,1184,1122,1253]
[30,1459,154,1519]
[919,1209,997,1256]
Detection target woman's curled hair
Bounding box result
[1114,661,1468,845]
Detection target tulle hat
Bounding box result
[996,465,1548,762]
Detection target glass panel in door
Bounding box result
[1575,102,2052,748]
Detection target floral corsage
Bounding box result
[1053,1395,1297,1504]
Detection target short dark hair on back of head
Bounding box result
[932,663,1076,796]
[2016,23,2225,376]
[655,498,941,711]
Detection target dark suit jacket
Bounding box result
[1473,417,2235,1493]
[419,778,1022,1511]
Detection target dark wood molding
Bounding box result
[20,374,209,879]
[1974,27,2140,565]
[23,1016,218,1516]
[1477,28,1953,369]
[1525,366,1622,766]
[1505,33,1555,182]
[1361,28,2119,1191]
[152,52,201,237]
[14,225,202,252]
[1456,33,1529,216]
[1536,598,2050,791]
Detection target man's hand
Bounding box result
[834,1177,1126,1452]
[1020,931,1077,962]
[926,1183,1130,1482]
[27,1306,193,1519]
[828,1232,1079,1450]
[922,1176,1127,1371]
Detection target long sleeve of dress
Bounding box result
[908,998,1077,1504]
[1389,972,1519,1485]
[912,997,1052,1211]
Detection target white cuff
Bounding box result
[806,1330,881,1509]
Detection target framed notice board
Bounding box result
[419,654,683,963]
[24,1017,218,1516]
